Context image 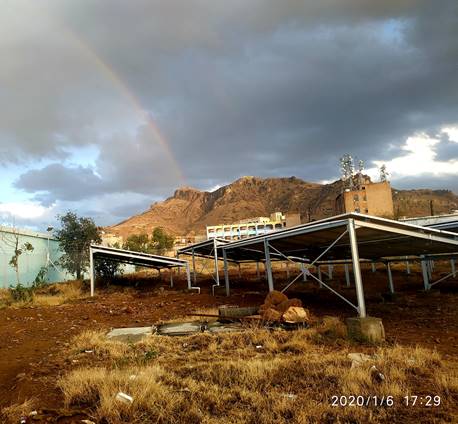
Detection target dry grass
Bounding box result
[32,280,85,306]
[0,280,86,308]
[58,319,458,423]
[0,398,37,424]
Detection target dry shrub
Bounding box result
[0,398,37,424]
[33,281,84,306]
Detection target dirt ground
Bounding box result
[0,262,457,422]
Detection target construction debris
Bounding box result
[106,326,153,343]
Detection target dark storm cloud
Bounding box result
[3,0,458,224]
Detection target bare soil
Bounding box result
[0,263,457,422]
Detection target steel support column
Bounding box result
[348,219,366,318]
[264,239,274,292]
[451,259,456,278]
[371,262,376,273]
[387,262,394,293]
[170,269,174,288]
[89,247,95,297]
[344,263,350,287]
[421,256,430,291]
[223,249,230,296]
[213,239,220,286]
[191,248,196,284]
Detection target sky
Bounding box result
[0,0,457,230]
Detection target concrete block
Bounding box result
[107,326,153,343]
[346,317,385,343]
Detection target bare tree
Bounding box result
[0,225,34,285]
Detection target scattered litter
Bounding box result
[81,420,95,424]
[178,387,191,392]
[370,365,385,383]
[116,392,134,404]
[256,345,263,349]
[84,350,93,354]
[281,393,298,400]
[29,411,38,416]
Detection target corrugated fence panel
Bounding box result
[0,227,72,288]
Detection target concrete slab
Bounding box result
[157,322,203,336]
[106,326,153,343]
[207,322,243,334]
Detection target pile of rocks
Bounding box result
[258,290,309,324]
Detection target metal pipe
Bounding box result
[170,269,173,288]
[451,259,456,278]
[213,239,220,285]
[348,219,366,318]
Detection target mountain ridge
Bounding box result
[108,176,458,238]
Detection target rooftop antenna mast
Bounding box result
[340,154,355,191]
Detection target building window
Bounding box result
[354,194,359,201]
[364,208,369,213]
[355,207,360,213]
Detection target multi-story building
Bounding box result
[335,178,394,218]
[206,212,301,240]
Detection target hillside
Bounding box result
[109,176,458,238]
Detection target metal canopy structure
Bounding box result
[222,213,458,262]
[89,244,197,296]
[220,213,458,317]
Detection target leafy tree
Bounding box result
[150,227,174,255]
[122,228,174,255]
[123,233,152,253]
[55,211,101,279]
[95,242,123,279]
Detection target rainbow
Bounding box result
[63,26,185,184]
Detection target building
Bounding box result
[335,178,394,218]
[206,212,301,240]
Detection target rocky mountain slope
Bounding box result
[109,176,458,238]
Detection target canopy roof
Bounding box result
[90,245,188,269]
[221,213,458,263]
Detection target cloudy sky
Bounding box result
[1,0,457,229]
